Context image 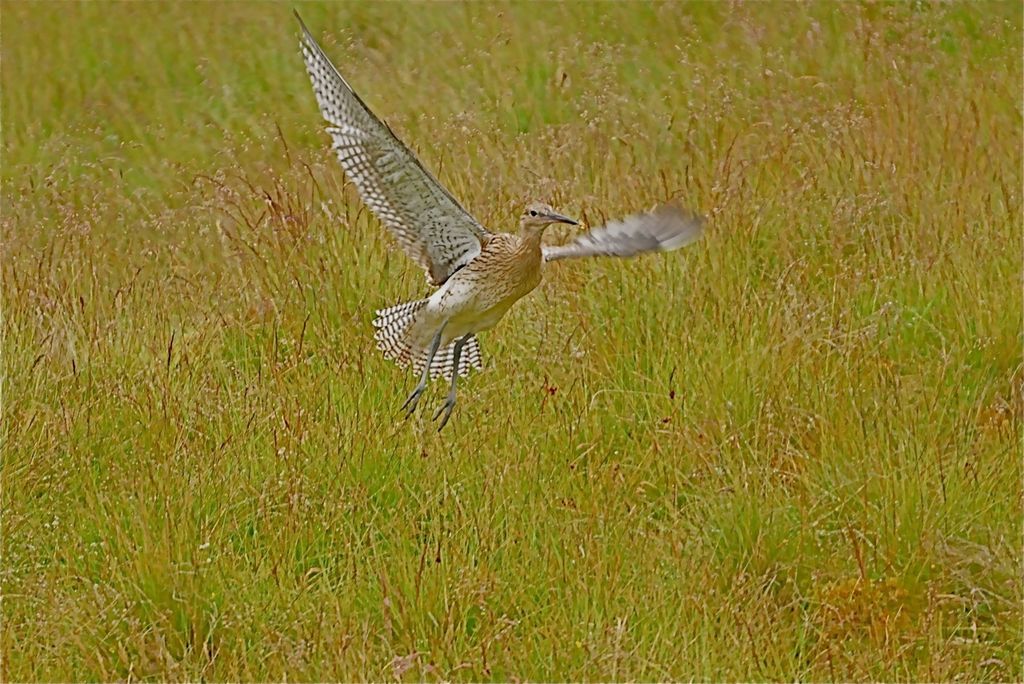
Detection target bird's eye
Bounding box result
[529,210,537,217]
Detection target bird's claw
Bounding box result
[401,385,426,418]
[432,395,456,431]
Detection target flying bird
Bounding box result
[296,13,705,430]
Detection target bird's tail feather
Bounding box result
[373,299,429,368]
[372,300,483,380]
[421,334,482,380]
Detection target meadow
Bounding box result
[2,2,1021,680]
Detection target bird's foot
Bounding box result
[432,393,457,432]
[401,383,427,418]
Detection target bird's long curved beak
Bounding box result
[545,211,578,226]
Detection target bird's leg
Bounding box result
[432,334,470,431]
[401,325,445,418]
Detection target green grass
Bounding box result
[2,1,1021,680]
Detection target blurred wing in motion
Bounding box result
[296,13,490,285]
[542,202,705,262]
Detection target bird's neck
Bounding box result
[515,229,545,260]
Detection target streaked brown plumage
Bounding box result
[297,14,705,429]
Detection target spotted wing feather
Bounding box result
[543,202,704,262]
[297,13,489,285]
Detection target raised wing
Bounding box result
[543,202,704,262]
[296,13,489,285]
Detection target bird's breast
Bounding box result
[431,236,543,333]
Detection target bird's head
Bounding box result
[519,202,578,236]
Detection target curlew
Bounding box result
[296,14,705,430]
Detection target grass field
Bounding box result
[3,1,1021,680]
